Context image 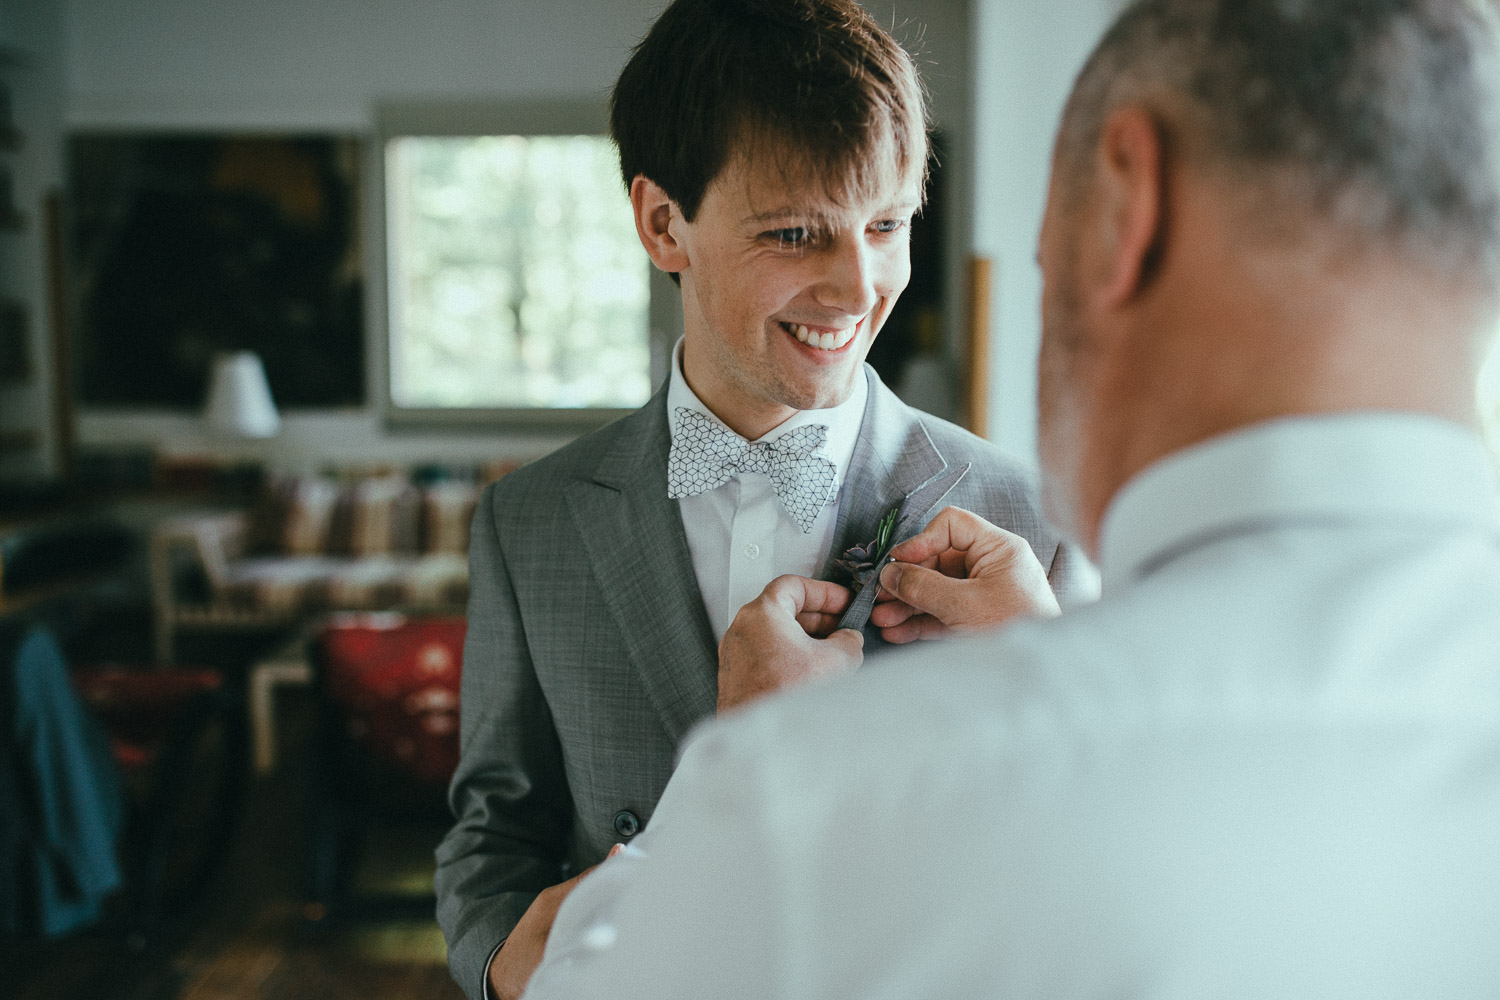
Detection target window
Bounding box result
[1483,335,1500,461]
[381,103,674,425]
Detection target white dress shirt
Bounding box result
[527,412,1500,999]
[667,338,868,641]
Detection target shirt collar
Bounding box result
[665,336,868,488]
[1098,412,1500,592]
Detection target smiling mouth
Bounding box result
[779,319,859,352]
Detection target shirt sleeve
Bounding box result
[522,721,788,1000]
[481,938,505,1000]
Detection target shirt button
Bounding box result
[743,543,760,560]
[613,809,641,839]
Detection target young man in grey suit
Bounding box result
[524,0,1500,996]
[435,1,1090,997]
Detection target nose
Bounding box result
[813,233,883,319]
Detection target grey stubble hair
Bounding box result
[1056,0,1500,288]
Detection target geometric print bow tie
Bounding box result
[667,406,838,533]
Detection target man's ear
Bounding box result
[630,175,690,275]
[1095,106,1165,308]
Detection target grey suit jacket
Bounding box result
[435,367,1090,999]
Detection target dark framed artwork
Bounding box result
[67,134,365,409]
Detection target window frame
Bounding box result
[376,100,679,430]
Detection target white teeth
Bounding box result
[784,321,857,351]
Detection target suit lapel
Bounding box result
[568,369,939,736]
[567,389,719,745]
[819,366,948,584]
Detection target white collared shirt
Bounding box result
[528,412,1500,999]
[667,338,868,642]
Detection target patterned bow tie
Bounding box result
[667,407,838,533]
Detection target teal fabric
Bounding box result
[3,626,124,937]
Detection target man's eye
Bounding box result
[873,219,906,235]
[771,227,810,247]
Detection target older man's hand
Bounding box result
[871,506,1061,644]
[487,844,623,1000]
[717,575,863,714]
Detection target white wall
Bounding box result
[63,0,973,473]
[66,0,664,132]
[970,0,1119,463]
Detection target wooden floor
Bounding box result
[4,687,465,1000]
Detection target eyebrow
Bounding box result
[742,205,829,225]
[741,201,923,227]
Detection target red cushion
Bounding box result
[71,666,224,773]
[318,615,465,786]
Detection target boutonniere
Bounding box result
[833,502,902,594]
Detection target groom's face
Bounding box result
[673,138,923,430]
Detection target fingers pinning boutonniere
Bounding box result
[832,503,902,594]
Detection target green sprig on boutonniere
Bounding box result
[832,502,902,594]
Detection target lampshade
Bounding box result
[204,351,280,438]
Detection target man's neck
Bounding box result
[691,391,796,442]
[677,348,797,441]
[1076,258,1492,556]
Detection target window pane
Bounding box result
[1483,333,1500,462]
[386,135,651,409]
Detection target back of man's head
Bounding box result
[1059,0,1500,292]
[610,0,928,222]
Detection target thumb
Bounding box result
[825,627,865,660]
[880,560,966,621]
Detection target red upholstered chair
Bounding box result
[306,614,464,920]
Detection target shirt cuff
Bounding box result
[482,937,507,1000]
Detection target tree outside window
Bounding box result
[386,134,651,413]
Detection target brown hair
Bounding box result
[610,0,929,222]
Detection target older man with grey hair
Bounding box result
[521,0,1500,996]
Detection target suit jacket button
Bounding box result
[613,809,640,839]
